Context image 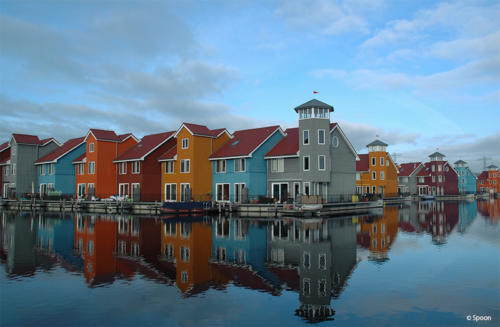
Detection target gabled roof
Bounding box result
[294,99,333,112]
[40,137,61,146]
[86,129,138,143]
[11,133,41,145]
[114,131,175,162]
[35,137,85,165]
[72,153,86,164]
[356,154,369,172]
[429,151,445,158]
[454,160,466,165]
[265,128,299,158]
[174,123,230,138]
[158,145,177,162]
[330,123,359,159]
[0,142,10,153]
[398,162,423,177]
[367,139,388,147]
[417,163,431,177]
[209,126,283,160]
[487,164,498,169]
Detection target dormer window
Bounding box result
[181,138,189,149]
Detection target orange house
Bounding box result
[160,218,213,294]
[73,129,138,199]
[159,123,231,202]
[357,206,399,259]
[477,164,500,195]
[356,139,398,197]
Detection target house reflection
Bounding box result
[357,206,399,262]
[457,200,478,233]
[477,199,500,224]
[266,217,358,323]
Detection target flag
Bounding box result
[313,91,318,94]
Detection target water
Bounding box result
[1,200,499,326]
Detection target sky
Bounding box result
[0,0,499,172]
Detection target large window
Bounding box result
[303,130,309,145]
[318,129,325,145]
[78,163,84,175]
[180,247,190,262]
[303,156,310,171]
[180,183,190,201]
[180,159,190,173]
[165,161,174,174]
[271,158,284,172]
[234,158,246,172]
[318,155,325,170]
[216,160,226,173]
[48,163,54,175]
[119,162,127,175]
[119,183,129,197]
[132,161,140,174]
[39,165,45,175]
[234,183,245,203]
[89,143,94,152]
[165,183,177,201]
[216,183,230,202]
[88,162,95,174]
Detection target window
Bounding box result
[318,279,327,296]
[234,183,245,203]
[318,129,325,144]
[164,222,176,236]
[87,240,94,256]
[438,165,442,172]
[11,146,16,156]
[119,183,129,197]
[48,163,54,175]
[216,183,230,201]
[319,253,326,270]
[303,252,310,268]
[131,243,139,257]
[304,182,310,196]
[438,175,442,183]
[271,158,284,172]
[332,136,339,148]
[181,271,188,283]
[234,158,246,172]
[88,162,95,174]
[380,171,385,180]
[372,171,376,180]
[165,161,174,173]
[39,165,45,175]
[318,155,325,170]
[165,244,174,258]
[180,183,190,202]
[386,160,389,167]
[180,246,190,262]
[372,157,376,166]
[165,183,177,201]
[432,165,435,172]
[303,130,309,145]
[216,160,226,173]
[180,159,190,173]
[77,184,86,197]
[78,163,84,175]
[12,163,16,175]
[89,143,94,152]
[119,162,127,175]
[356,173,360,181]
[380,157,384,166]
[131,183,140,199]
[303,278,311,296]
[432,175,435,183]
[181,138,189,149]
[132,161,140,174]
[48,183,54,191]
[303,156,310,171]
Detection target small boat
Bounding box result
[160,201,211,213]
[420,195,435,201]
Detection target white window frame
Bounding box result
[164,183,177,202]
[216,159,226,173]
[380,157,384,166]
[180,159,190,173]
[49,163,55,175]
[271,158,284,173]
[303,278,311,296]
[372,157,376,166]
[180,183,190,202]
[372,171,376,180]
[87,183,95,194]
[303,155,310,171]
[119,183,129,197]
[234,183,245,203]
[39,183,46,194]
[181,138,189,149]
[380,171,385,180]
[234,158,246,172]
[332,135,339,148]
[303,130,309,145]
[12,163,16,175]
[89,142,94,152]
[319,253,327,270]
[181,271,188,283]
[88,162,95,175]
[131,183,140,198]
[318,129,325,145]
[303,182,310,196]
[119,162,127,175]
[165,161,174,174]
[40,165,45,176]
[78,163,84,175]
[216,183,230,202]
[318,155,326,171]
[132,161,140,174]
[77,183,86,197]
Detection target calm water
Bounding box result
[1,200,499,326]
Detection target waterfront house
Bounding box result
[34,137,86,196]
[265,99,357,203]
[113,131,176,202]
[397,162,424,195]
[453,160,477,194]
[477,164,500,195]
[0,142,11,198]
[159,123,231,202]
[416,152,459,196]
[209,126,284,203]
[2,134,60,199]
[73,129,138,199]
[355,139,398,197]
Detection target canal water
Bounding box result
[1,200,499,326]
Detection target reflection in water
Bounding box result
[0,200,498,326]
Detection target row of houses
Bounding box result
[1,99,498,202]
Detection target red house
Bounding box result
[0,142,11,198]
[114,131,176,202]
[416,152,459,196]
[477,164,500,195]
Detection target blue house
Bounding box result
[35,137,86,195]
[209,126,284,202]
[454,160,477,194]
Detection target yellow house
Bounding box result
[159,123,231,202]
[356,139,398,197]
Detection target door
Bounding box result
[280,183,288,203]
[273,184,280,201]
[294,182,300,199]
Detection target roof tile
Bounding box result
[36,137,85,164]
[115,132,175,161]
[356,154,369,171]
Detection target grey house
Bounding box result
[3,134,60,198]
[265,99,357,203]
[397,162,424,195]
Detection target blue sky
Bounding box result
[1,0,498,172]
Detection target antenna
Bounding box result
[475,156,492,170]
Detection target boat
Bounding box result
[160,201,211,214]
[420,195,435,201]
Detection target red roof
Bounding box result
[40,137,59,146]
[0,142,9,153]
[158,145,177,161]
[398,162,422,177]
[267,266,299,291]
[210,126,281,159]
[72,153,86,164]
[417,163,431,176]
[211,263,278,295]
[477,171,488,180]
[356,154,369,172]
[180,123,228,138]
[87,129,119,142]
[12,133,41,145]
[0,156,10,165]
[115,132,175,161]
[265,128,299,157]
[35,137,85,164]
